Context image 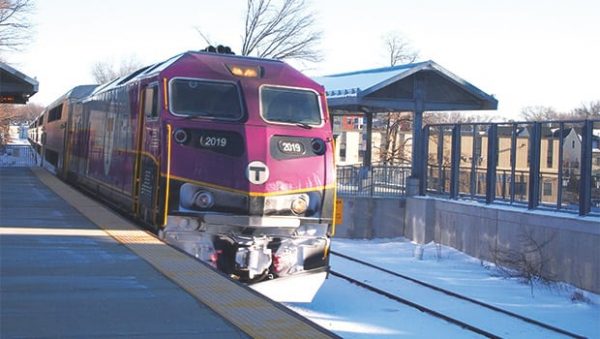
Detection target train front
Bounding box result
[160,51,335,302]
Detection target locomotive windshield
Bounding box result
[261,86,321,126]
[170,79,243,120]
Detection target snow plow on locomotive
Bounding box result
[29,49,336,302]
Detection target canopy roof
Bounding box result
[314,60,498,113]
[0,62,38,104]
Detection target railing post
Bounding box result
[501,171,507,199]
[579,120,592,215]
[419,126,430,195]
[470,125,477,198]
[450,124,461,199]
[437,127,444,193]
[369,165,375,197]
[364,113,373,167]
[485,124,498,204]
[509,123,517,204]
[412,73,425,187]
[528,122,542,209]
[557,122,564,210]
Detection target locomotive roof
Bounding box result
[90,51,286,96]
[47,84,98,109]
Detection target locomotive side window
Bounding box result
[170,78,242,120]
[47,104,63,123]
[143,85,158,119]
[261,86,321,126]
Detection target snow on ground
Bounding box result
[1,143,35,167]
[286,238,600,338]
[288,275,481,338]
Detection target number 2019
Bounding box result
[200,136,227,148]
[280,141,303,154]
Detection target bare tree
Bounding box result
[425,111,498,124]
[521,102,600,121]
[195,27,214,47]
[489,229,557,296]
[91,56,143,84]
[0,101,42,145]
[0,105,17,145]
[377,32,421,164]
[520,105,561,121]
[570,100,600,119]
[0,0,34,53]
[7,101,41,121]
[377,112,413,165]
[237,0,322,62]
[382,31,419,66]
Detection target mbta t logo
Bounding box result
[246,161,270,185]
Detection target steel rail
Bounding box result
[330,250,585,339]
[329,271,501,339]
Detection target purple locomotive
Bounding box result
[29,48,336,301]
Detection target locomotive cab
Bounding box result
[155,52,335,300]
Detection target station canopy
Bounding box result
[0,62,39,104]
[313,60,498,113]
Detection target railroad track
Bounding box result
[330,250,585,339]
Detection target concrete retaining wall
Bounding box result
[425,198,600,294]
[335,195,600,293]
[335,197,405,239]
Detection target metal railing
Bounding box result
[423,119,599,216]
[336,164,410,197]
[0,144,37,167]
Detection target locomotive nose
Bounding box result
[172,123,332,222]
[241,125,332,220]
[244,126,328,190]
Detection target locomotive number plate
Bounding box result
[199,135,228,149]
[190,129,243,156]
[278,140,305,155]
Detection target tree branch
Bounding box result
[240,0,322,63]
[0,0,34,52]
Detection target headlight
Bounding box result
[264,194,309,215]
[290,196,308,214]
[173,128,189,144]
[311,138,326,155]
[193,191,214,209]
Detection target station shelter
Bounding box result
[314,60,498,193]
[0,62,38,104]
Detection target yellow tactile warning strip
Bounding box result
[31,167,335,339]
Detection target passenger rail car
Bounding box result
[31,50,336,301]
[28,85,98,164]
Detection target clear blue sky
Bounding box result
[7,0,600,119]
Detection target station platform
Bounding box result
[0,167,335,338]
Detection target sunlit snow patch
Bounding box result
[251,271,327,302]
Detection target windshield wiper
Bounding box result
[295,122,312,129]
[276,119,313,129]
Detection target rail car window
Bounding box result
[261,86,321,126]
[47,104,63,123]
[143,85,158,119]
[170,79,242,120]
